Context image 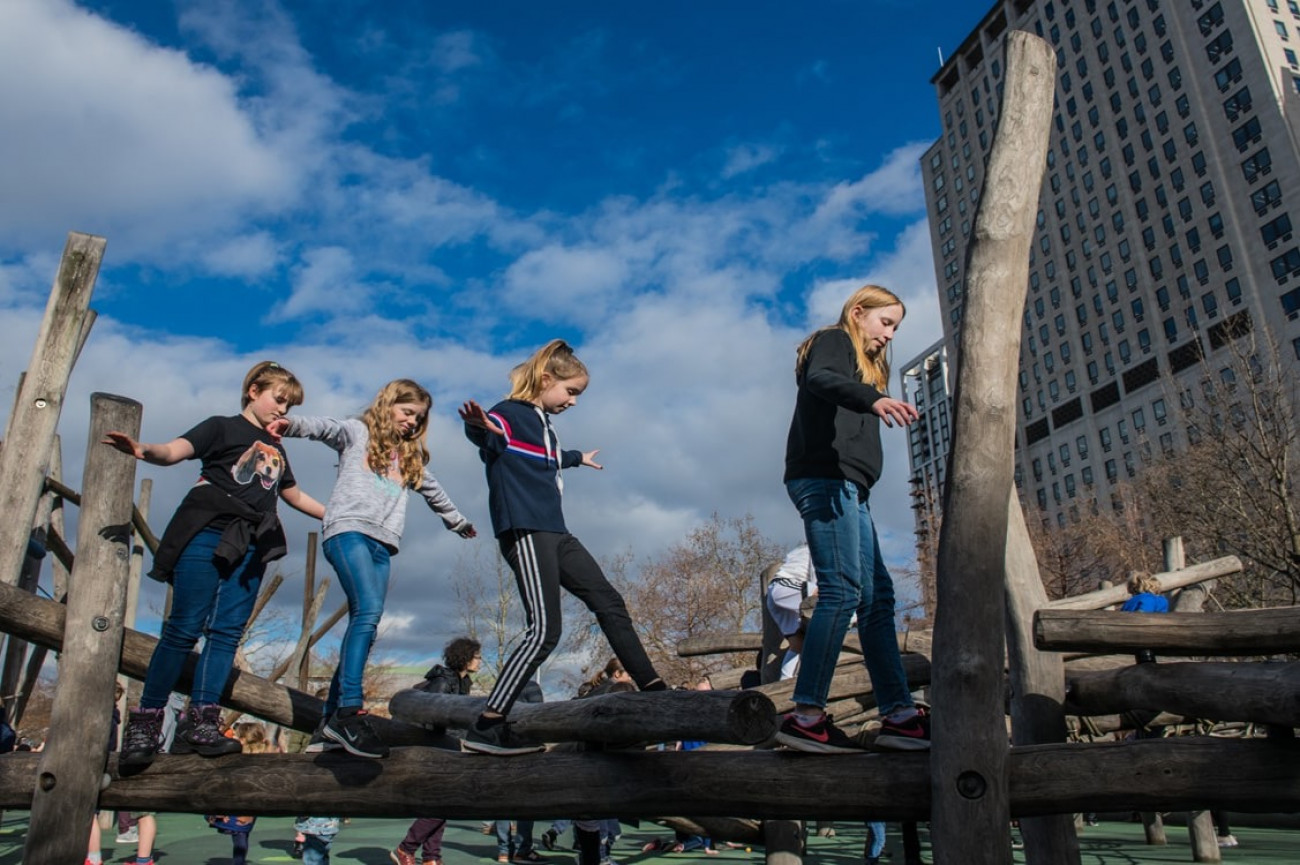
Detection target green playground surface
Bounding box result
[1,811,1296,864]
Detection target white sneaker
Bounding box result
[115,827,139,844]
[1217,835,1238,848]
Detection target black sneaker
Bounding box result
[540,830,558,852]
[875,708,932,752]
[322,709,390,759]
[120,707,166,767]
[774,712,865,754]
[303,719,342,753]
[462,719,545,756]
[171,704,242,757]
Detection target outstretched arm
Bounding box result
[280,485,326,520]
[458,400,504,435]
[102,432,194,466]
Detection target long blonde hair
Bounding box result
[362,379,432,488]
[795,285,903,391]
[507,340,588,401]
[232,721,272,754]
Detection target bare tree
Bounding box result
[1137,330,1300,607]
[618,513,783,686]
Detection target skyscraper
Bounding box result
[918,0,1300,531]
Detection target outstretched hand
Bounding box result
[458,400,505,436]
[872,397,920,428]
[102,431,143,459]
[581,449,603,470]
[264,417,289,442]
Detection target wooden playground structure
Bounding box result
[0,32,1297,865]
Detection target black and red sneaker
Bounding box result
[875,707,932,751]
[774,712,864,754]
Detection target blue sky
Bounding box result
[0,0,983,686]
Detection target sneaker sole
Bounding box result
[873,734,931,751]
[322,726,389,759]
[774,732,863,754]
[304,740,343,753]
[460,739,546,756]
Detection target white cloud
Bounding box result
[721,143,781,179]
[201,232,282,279]
[0,0,297,257]
[812,141,932,225]
[274,246,367,321]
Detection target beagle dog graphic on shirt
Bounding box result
[231,441,284,490]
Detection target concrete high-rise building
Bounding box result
[918,0,1300,529]
[898,339,951,616]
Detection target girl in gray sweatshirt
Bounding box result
[273,379,475,758]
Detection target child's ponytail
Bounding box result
[507,339,588,401]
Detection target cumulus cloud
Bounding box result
[721,143,781,179]
[0,0,298,257]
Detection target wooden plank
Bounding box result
[1035,606,1300,654]
[929,30,1056,865]
[0,233,104,586]
[25,393,140,865]
[0,737,1294,819]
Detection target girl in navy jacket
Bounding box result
[459,340,665,754]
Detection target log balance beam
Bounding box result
[1,738,1296,820]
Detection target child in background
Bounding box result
[777,286,926,754]
[107,361,325,767]
[460,340,665,755]
[296,817,343,865]
[271,379,475,759]
[205,722,273,865]
[764,544,816,680]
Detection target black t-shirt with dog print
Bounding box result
[180,415,296,514]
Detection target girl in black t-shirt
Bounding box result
[104,361,325,767]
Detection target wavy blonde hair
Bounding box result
[795,285,904,391]
[362,379,432,488]
[507,339,588,401]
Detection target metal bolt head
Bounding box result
[92,616,110,632]
[34,398,48,409]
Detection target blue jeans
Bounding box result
[866,821,887,859]
[498,820,536,856]
[322,532,392,714]
[302,832,336,865]
[141,528,265,707]
[786,478,913,715]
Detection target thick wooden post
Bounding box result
[298,531,320,691]
[24,393,140,865]
[929,31,1055,865]
[0,232,104,587]
[1003,493,1080,865]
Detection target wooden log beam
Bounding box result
[26,393,140,865]
[679,632,864,658]
[656,817,762,845]
[389,688,777,746]
[0,738,1294,819]
[1044,556,1242,611]
[752,653,931,714]
[0,232,104,587]
[1066,661,1300,726]
[930,31,1056,865]
[0,568,436,745]
[1036,606,1300,655]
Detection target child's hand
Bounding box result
[458,400,504,436]
[872,397,920,428]
[452,521,477,539]
[264,417,289,442]
[581,449,603,470]
[102,431,144,459]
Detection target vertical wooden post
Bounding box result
[929,31,1055,865]
[1160,537,1221,863]
[299,532,319,692]
[763,819,803,865]
[0,233,105,587]
[23,393,140,865]
[1003,492,1081,865]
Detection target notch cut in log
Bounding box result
[1036,606,1300,655]
[0,737,1294,820]
[1066,661,1300,727]
[389,688,777,747]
